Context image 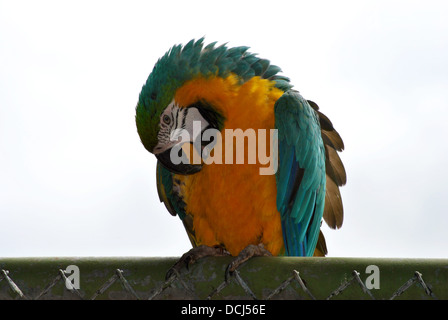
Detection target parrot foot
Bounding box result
[165,245,230,280]
[225,244,272,282]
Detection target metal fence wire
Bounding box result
[0,257,446,300]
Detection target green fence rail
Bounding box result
[0,257,447,300]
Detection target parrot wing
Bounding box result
[274,90,327,256]
[156,161,198,247]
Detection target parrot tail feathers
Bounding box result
[313,230,328,256]
[308,100,346,230]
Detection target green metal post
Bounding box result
[1,257,447,300]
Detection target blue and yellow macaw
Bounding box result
[136,39,345,275]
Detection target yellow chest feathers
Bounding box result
[173,75,285,256]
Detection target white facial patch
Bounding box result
[153,100,209,154]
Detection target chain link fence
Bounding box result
[0,257,446,300]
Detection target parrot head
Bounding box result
[135,38,291,174]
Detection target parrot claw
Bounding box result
[165,245,230,280]
[225,244,272,282]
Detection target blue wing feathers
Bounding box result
[276,145,295,210]
[281,216,305,256]
[293,188,315,224]
[156,161,187,220]
[275,90,326,256]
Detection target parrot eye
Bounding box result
[162,115,171,125]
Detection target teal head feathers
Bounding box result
[135,38,292,155]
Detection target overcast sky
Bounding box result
[1,0,447,259]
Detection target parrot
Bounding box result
[135,38,346,278]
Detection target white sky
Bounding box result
[1,0,448,258]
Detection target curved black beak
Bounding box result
[155,147,203,175]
